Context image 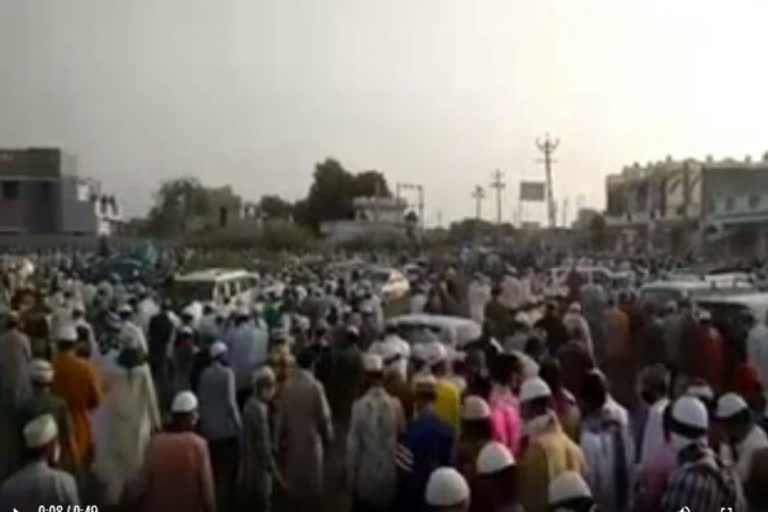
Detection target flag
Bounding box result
[519,181,546,201]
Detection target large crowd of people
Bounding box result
[0,252,767,512]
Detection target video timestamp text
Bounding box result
[36,506,98,512]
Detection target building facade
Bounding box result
[0,147,123,236]
[605,153,768,256]
[320,196,410,243]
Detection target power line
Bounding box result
[489,169,505,225]
[471,185,486,220]
[536,133,560,229]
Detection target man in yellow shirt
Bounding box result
[425,341,461,436]
[517,376,587,512]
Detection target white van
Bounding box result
[171,268,258,312]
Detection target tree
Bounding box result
[145,177,211,236]
[299,158,393,232]
[259,195,294,220]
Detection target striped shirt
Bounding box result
[660,441,747,512]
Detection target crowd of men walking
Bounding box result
[0,259,768,511]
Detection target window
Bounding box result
[749,194,761,209]
[725,197,735,211]
[1,181,19,200]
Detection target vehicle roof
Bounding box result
[641,280,718,291]
[386,314,479,328]
[175,268,250,282]
[697,292,768,308]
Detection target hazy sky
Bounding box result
[2,1,768,225]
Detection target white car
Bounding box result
[386,314,481,348]
[369,266,411,301]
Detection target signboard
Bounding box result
[519,181,546,201]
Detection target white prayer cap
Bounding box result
[568,302,582,314]
[462,395,491,421]
[237,306,251,317]
[686,383,714,402]
[23,414,58,449]
[29,359,54,384]
[209,341,228,359]
[363,353,384,373]
[548,471,592,505]
[519,377,552,403]
[179,325,194,336]
[476,441,516,475]
[514,311,530,325]
[413,373,437,390]
[346,325,360,337]
[715,392,749,420]
[118,303,133,314]
[672,395,709,431]
[425,341,448,366]
[412,344,429,362]
[171,391,198,413]
[425,467,470,507]
[697,309,712,322]
[56,324,78,343]
[253,366,276,384]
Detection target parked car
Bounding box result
[386,314,481,348]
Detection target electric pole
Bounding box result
[490,169,505,225]
[471,185,486,220]
[536,133,560,229]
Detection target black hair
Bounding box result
[296,349,315,370]
[581,371,607,410]
[539,358,562,391]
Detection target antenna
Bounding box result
[489,170,506,225]
[471,185,486,220]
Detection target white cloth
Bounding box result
[639,398,669,467]
[720,425,768,482]
[92,362,161,504]
[562,312,594,356]
[467,280,491,325]
[137,298,159,335]
[500,276,524,310]
[225,323,269,391]
[119,322,147,353]
[747,323,768,385]
[410,293,427,314]
[369,335,411,381]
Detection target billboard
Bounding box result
[519,181,546,201]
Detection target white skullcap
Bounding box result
[462,395,491,421]
[363,353,384,372]
[253,366,276,384]
[118,304,133,314]
[519,377,552,403]
[413,373,438,390]
[672,396,709,431]
[716,392,749,420]
[425,467,470,507]
[451,350,467,363]
[686,383,714,402]
[209,341,228,358]
[23,414,58,449]
[179,325,194,336]
[171,391,198,413]
[412,344,429,362]
[568,302,582,314]
[514,311,530,325]
[697,309,712,322]
[425,341,448,366]
[476,441,516,475]
[346,325,360,337]
[29,359,54,384]
[548,471,592,505]
[56,324,78,343]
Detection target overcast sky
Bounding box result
[2,0,768,225]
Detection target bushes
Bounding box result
[187,220,316,253]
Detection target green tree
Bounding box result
[145,177,211,236]
[300,158,393,232]
[259,194,294,220]
[589,213,607,249]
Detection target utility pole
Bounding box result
[536,133,560,229]
[471,185,486,220]
[561,197,569,228]
[396,182,425,229]
[489,169,505,225]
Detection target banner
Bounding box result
[519,181,546,201]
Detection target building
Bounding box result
[605,153,768,255]
[0,147,123,235]
[320,196,410,243]
[183,185,244,233]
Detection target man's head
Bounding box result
[461,395,492,440]
[55,324,78,352]
[669,396,709,454]
[413,374,438,410]
[29,359,54,390]
[715,392,753,444]
[638,364,670,405]
[476,442,518,507]
[580,370,608,416]
[23,414,60,466]
[362,353,385,387]
[519,377,553,422]
[209,341,228,364]
[253,366,277,401]
[118,303,133,321]
[170,391,199,430]
[548,471,595,512]
[424,467,470,512]
[4,311,20,330]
